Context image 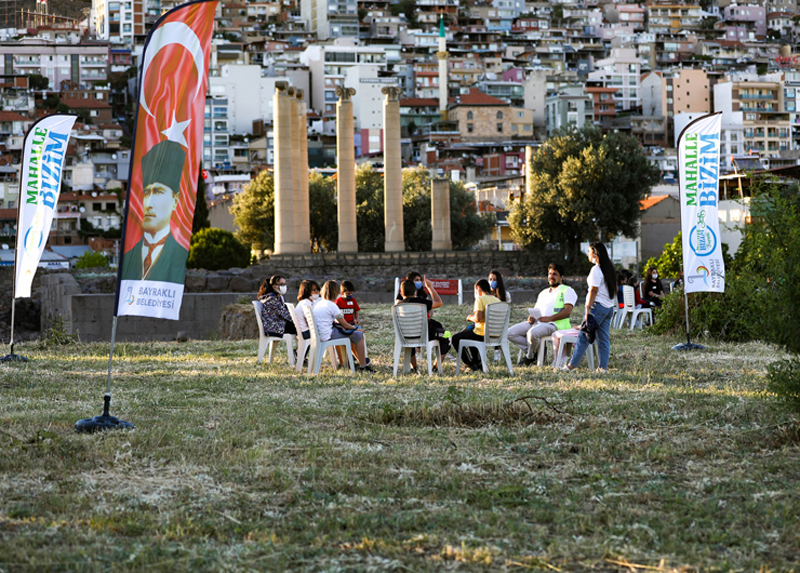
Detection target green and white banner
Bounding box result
[678,112,725,294]
[14,114,77,299]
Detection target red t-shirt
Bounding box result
[335,295,360,320]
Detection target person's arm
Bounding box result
[583,287,599,321]
[540,304,574,323]
[424,276,443,309]
[353,310,360,326]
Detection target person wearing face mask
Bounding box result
[258,275,297,338]
[335,280,362,326]
[449,279,500,371]
[488,269,511,303]
[396,270,430,304]
[642,266,666,308]
[294,279,321,341]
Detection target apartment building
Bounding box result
[545,85,593,136]
[0,40,109,89]
[300,0,358,40]
[646,3,703,34]
[587,47,641,111]
[92,0,150,44]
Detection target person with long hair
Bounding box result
[311,280,373,372]
[488,269,511,303]
[257,275,296,337]
[642,266,666,308]
[294,279,320,340]
[565,242,616,372]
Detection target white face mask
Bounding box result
[474,290,480,300]
[278,285,287,295]
[311,293,320,301]
[652,273,658,280]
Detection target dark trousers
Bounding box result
[451,328,484,369]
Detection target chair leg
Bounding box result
[426,345,433,376]
[402,348,413,374]
[267,340,277,364]
[311,344,324,375]
[502,342,514,374]
[345,342,355,372]
[455,345,462,375]
[285,335,296,367]
[587,343,595,370]
[478,346,489,373]
[257,337,267,364]
[393,343,401,377]
[296,339,309,372]
[327,347,337,368]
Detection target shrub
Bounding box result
[767,358,800,415]
[187,227,250,271]
[74,250,109,269]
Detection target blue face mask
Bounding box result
[489,280,498,290]
[345,295,353,300]
[414,281,423,290]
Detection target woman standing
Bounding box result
[258,275,296,337]
[565,243,616,373]
[642,266,666,308]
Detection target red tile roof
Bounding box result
[0,111,31,122]
[60,98,112,109]
[640,194,670,210]
[449,88,508,107]
[399,97,439,107]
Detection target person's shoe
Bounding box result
[358,364,376,373]
[595,367,607,374]
[518,356,537,367]
[365,357,371,366]
[558,364,572,372]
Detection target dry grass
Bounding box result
[0,303,798,571]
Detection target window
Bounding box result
[106,202,115,210]
[93,203,102,211]
[467,111,473,120]
[517,111,524,118]
[497,123,503,133]
[467,123,474,133]
[496,111,503,119]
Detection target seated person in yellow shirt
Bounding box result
[450,279,500,371]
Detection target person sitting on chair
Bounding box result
[449,279,500,371]
[507,263,577,366]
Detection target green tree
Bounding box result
[355,163,386,252]
[74,250,109,269]
[187,227,250,270]
[309,171,337,252]
[28,73,49,90]
[230,169,274,252]
[508,125,660,262]
[645,232,683,278]
[192,166,210,235]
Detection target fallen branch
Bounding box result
[604,557,666,571]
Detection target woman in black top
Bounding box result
[642,266,666,308]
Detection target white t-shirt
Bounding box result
[587,265,615,308]
[311,299,342,341]
[295,298,315,332]
[534,284,578,317]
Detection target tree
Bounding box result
[187,228,250,270]
[28,73,49,90]
[355,163,386,252]
[192,166,210,235]
[645,232,683,278]
[309,171,337,252]
[508,125,660,262]
[230,169,274,252]
[74,250,109,269]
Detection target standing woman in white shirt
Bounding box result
[566,242,617,373]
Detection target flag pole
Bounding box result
[0,299,28,362]
[672,279,704,351]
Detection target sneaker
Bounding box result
[595,367,607,374]
[518,356,537,367]
[365,357,371,366]
[558,364,571,372]
[358,364,376,373]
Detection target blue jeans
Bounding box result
[569,303,614,370]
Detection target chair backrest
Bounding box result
[392,303,428,347]
[303,305,321,343]
[252,300,266,336]
[483,302,510,344]
[622,285,636,309]
[286,302,304,335]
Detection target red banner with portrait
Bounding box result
[116,0,217,320]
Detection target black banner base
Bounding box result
[75,395,134,433]
[0,353,29,363]
[672,342,705,351]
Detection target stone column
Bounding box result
[431,177,452,251]
[336,86,358,253]
[382,86,404,252]
[273,82,295,255]
[297,90,310,253]
[525,145,534,200]
[288,87,302,253]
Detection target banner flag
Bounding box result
[14,114,78,299]
[116,0,218,320]
[678,112,725,294]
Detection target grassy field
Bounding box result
[1,302,798,572]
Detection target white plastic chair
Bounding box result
[303,306,355,375]
[617,285,653,330]
[392,303,443,376]
[552,329,596,369]
[456,302,513,375]
[286,302,313,373]
[516,336,552,366]
[252,300,296,366]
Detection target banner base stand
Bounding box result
[0,353,29,363]
[672,342,705,351]
[75,395,134,433]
